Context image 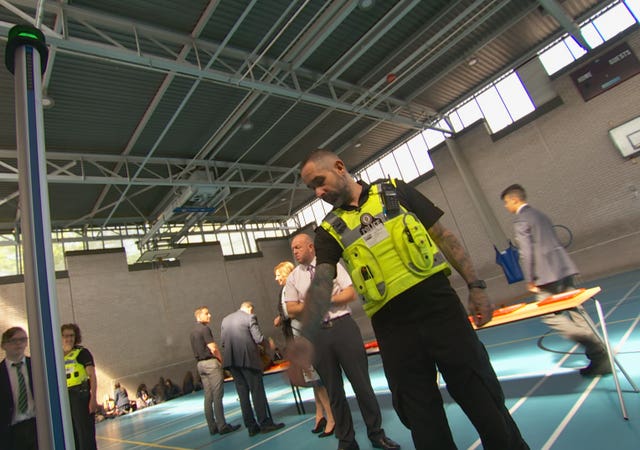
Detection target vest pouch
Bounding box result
[343,243,387,302]
[392,214,434,275]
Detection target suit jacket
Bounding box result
[513,204,578,286]
[0,357,35,441]
[220,309,264,371]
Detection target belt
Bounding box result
[198,357,221,363]
[321,314,350,329]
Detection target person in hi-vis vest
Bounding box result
[62,323,98,450]
[289,149,529,450]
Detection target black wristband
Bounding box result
[468,280,487,289]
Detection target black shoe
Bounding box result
[312,417,327,433]
[319,426,334,438]
[580,358,612,376]
[248,425,261,437]
[209,428,218,435]
[219,423,241,435]
[371,436,401,450]
[338,441,360,450]
[261,422,285,434]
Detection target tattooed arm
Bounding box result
[429,220,493,326]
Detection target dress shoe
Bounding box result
[371,436,401,450]
[318,426,334,438]
[311,417,327,433]
[219,423,241,435]
[209,428,218,435]
[247,425,261,437]
[338,441,360,450]
[260,422,285,434]
[580,358,612,376]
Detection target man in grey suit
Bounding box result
[221,302,285,436]
[501,184,611,376]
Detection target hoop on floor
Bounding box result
[553,224,573,248]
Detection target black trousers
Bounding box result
[9,417,38,450]
[372,274,529,450]
[314,315,384,448]
[68,388,97,450]
[228,366,272,428]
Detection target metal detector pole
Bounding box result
[5,24,74,449]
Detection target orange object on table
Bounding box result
[537,288,586,306]
[364,340,379,349]
[468,303,527,324]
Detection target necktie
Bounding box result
[12,362,28,414]
[308,264,315,280]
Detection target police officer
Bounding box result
[62,323,98,450]
[296,149,529,450]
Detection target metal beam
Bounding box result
[0,150,301,189]
[0,2,419,127]
[538,0,592,50]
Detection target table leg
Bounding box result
[290,382,306,415]
[577,300,638,420]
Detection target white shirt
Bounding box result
[516,203,528,214]
[6,356,36,424]
[284,257,354,327]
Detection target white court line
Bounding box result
[243,417,313,450]
[467,280,640,450]
[541,311,640,450]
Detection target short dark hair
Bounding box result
[301,148,337,169]
[500,184,526,201]
[61,323,82,345]
[2,326,26,344]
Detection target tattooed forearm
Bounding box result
[429,221,478,283]
[302,263,335,342]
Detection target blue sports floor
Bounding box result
[96,269,640,449]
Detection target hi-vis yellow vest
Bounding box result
[320,180,450,317]
[64,347,89,388]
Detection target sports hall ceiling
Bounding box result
[0,0,610,249]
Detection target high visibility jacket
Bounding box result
[320,180,450,317]
[64,347,89,388]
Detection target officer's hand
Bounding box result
[469,289,494,327]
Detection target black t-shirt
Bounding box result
[315,179,444,266]
[75,346,94,368]
[190,322,215,361]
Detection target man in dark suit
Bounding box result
[1,326,38,450]
[501,184,611,376]
[221,302,285,437]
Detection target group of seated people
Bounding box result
[98,371,202,421]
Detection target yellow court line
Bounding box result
[98,436,192,450]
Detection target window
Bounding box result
[494,73,535,122]
[392,144,420,181]
[539,1,638,75]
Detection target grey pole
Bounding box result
[5,24,74,449]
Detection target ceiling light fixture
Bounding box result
[358,0,375,10]
[467,57,478,67]
[42,92,55,109]
[240,120,254,131]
